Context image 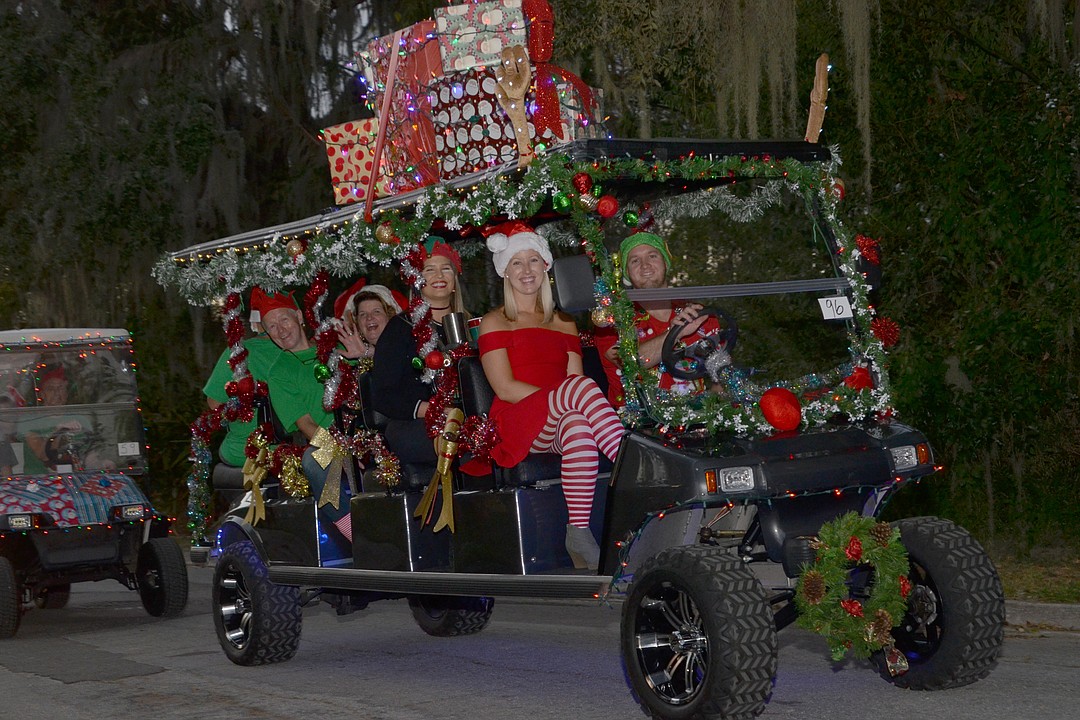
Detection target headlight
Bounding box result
[890,444,932,471]
[706,466,755,493]
[112,504,148,521]
[6,514,34,530]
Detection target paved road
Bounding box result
[1,559,1077,720]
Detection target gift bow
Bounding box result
[523,0,597,141]
[415,407,464,533]
[241,434,270,526]
[310,426,354,510]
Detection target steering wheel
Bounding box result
[660,307,739,381]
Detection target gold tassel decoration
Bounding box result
[415,408,464,533]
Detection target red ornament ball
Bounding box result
[424,350,445,370]
[831,177,846,201]
[571,172,593,194]
[759,387,802,431]
[596,194,619,219]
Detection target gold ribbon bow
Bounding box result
[494,45,535,167]
[241,436,270,526]
[415,408,464,533]
[310,426,354,510]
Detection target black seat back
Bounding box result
[356,371,389,431]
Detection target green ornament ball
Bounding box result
[552,192,572,213]
[313,363,332,382]
[624,211,640,227]
[411,356,424,370]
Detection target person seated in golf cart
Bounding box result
[370,238,472,467]
[477,223,624,570]
[250,286,367,540]
[594,232,724,406]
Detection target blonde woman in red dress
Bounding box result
[478,221,624,570]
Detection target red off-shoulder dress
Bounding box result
[477,327,582,468]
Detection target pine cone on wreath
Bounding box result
[870,521,893,547]
[801,570,826,605]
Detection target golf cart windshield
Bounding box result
[0,330,148,476]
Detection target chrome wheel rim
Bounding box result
[632,580,709,706]
[217,561,252,649]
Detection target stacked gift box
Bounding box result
[325,0,604,204]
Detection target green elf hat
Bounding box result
[619,232,672,285]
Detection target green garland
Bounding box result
[795,512,911,661]
[156,146,893,438]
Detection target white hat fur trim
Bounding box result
[486,231,553,277]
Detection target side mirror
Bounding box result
[551,255,597,313]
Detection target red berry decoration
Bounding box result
[870,317,900,348]
[596,194,619,219]
[899,575,912,599]
[424,350,445,370]
[571,172,593,194]
[759,387,802,431]
[843,366,874,390]
[844,535,863,562]
[840,598,864,618]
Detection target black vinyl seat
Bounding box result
[456,356,564,487]
[355,371,434,493]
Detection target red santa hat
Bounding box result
[334,279,406,319]
[482,220,553,277]
[40,366,66,386]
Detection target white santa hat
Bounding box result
[334,280,405,320]
[483,220,553,277]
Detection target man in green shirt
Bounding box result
[202,335,281,467]
[250,287,354,541]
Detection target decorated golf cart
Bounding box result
[0,329,188,637]
[155,4,1003,718]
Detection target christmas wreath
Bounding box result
[795,512,912,669]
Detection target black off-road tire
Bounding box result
[213,540,302,665]
[137,537,190,617]
[622,545,777,720]
[874,516,1004,690]
[0,557,21,638]
[34,583,71,610]
[408,595,495,637]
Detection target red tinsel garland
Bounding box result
[855,234,882,265]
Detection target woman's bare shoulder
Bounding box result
[551,312,580,334]
[479,308,509,334]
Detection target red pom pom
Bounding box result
[870,317,900,348]
[571,172,593,194]
[424,350,445,370]
[843,366,874,390]
[759,387,802,431]
[596,194,619,219]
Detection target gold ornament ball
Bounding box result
[591,307,614,327]
[579,193,599,211]
[375,223,396,244]
[285,238,305,258]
